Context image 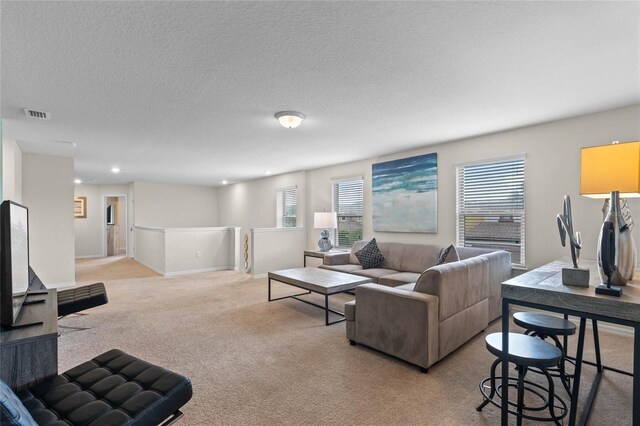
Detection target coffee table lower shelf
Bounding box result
[267,268,371,326]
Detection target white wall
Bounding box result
[133,181,218,228]
[74,184,129,258]
[250,228,306,277]
[22,153,75,286]
[2,138,22,203]
[218,105,640,271]
[134,226,166,274]
[217,171,307,268]
[134,226,240,275]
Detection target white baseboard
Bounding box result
[133,258,166,276]
[163,266,232,277]
[75,254,105,259]
[511,306,634,337]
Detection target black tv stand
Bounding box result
[1,289,58,390]
[23,298,46,306]
[0,320,43,331]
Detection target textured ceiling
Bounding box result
[2,1,639,186]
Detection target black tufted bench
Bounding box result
[57,282,109,317]
[1,349,193,426]
[29,267,109,318]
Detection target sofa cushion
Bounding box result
[351,268,398,283]
[355,239,385,269]
[378,272,421,287]
[398,243,441,273]
[349,240,368,265]
[395,283,416,292]
[1,379,37,426]
[376,242,406,271]
[437,244,459,265]
[319,264,363,274]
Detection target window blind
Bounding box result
[456,157,525,268]
[276,186,297,228]
[332,179,363,247]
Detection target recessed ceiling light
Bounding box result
[222,180,228,185]
[111,167,121,174]
[265,171,272,175]
[74,178,82,184]
[275,111,305,129]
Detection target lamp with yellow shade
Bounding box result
[580,141,640,296]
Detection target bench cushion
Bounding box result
[57,282,108,317]
[17,349,192,426]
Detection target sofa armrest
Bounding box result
[354,283,439,369]
[323,252,351,265]
[480,250,512,322]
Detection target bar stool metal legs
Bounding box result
[477,333,568,425]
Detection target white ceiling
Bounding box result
[2,1,639,186]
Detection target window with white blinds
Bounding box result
[276,186,297,228]
[456,157,525,268]
[332,178,363,247]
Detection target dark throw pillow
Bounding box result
[437,244,460,265]
[355,238,385,269]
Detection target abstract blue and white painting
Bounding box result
[372,153,437,233]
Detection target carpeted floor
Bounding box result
[61,257,634,425]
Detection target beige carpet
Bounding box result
[75,255,159,285]
[61,258,634,425]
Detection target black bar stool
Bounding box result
[477,332,568,425]
[513,311,576,395]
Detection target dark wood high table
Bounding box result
[501,259,639,425]
[0,289,58,390]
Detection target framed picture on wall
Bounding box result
[74,196,87,219]
[372,152,438,233]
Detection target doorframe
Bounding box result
[102,194,128,257]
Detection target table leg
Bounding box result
[634,326,639,425]
[569,317,587,425]
[325,294,329,326]
[268,277,271,301]
[304,255,307,267]
[592,320,602,373]
[501,298,509,426]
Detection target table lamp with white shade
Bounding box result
[314,212,338,252]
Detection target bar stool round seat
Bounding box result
[513,312,576,336]
[477,332,567,425]
[513,311,576,395]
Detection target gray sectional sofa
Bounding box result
[320,240,512,372]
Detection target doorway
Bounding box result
[103,195,127,257]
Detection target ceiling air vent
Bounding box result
[24,108,50,120]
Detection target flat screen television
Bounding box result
[0,200,30,326]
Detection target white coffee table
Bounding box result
[268,267,371,325]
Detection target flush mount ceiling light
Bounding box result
[74,178,82,184]
[275,111,305,129]
[222,180,228,185]
[111,167,121,174]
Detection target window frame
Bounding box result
[455,155,526,268]
[275,185,297,228]
[331,177,364,248]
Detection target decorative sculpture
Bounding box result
[556,195,589,286]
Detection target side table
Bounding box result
[303,249,348,267]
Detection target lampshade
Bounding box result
[314,212,337,229]
[275,111,305,129]
[580,141,640,199]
